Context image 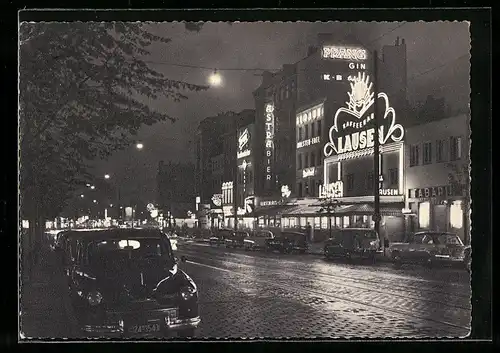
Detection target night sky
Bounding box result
[89,21,470,204]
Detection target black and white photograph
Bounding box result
[18,13,477,340]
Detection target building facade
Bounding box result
[253,64,298,198]
[404,114,470,244]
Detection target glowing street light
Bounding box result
[110,204,113,207]
[136,143,144,150]
[208,69,222,87]
[90,185,95,190]
[104,174,110,179]
[93,200,97,204]
[86,183,91,187]
[80,194,85,198]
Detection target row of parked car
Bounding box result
[209,228,309,254]
[208,227,471,271]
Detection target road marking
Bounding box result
[186,259,470,334]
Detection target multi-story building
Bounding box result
[253,64,298,199]
[404,114,470,244]
[157,160,196,221]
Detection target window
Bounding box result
[418,201,430,229]
[423,142,432,165]
[297,154,302,170]
[316,150,322,166]
[450,200,463,229]
[410,144,420,166]
[366,171,374,190]
[317,120,322,136]
[298,126,302,141]
[305,182,310,196]
[280,87,285,100]
[298,183,303,197]
[347,174,354,191]
[389,168,398,186]
[450,136,462,161]
[305,124,309,139]
[305,154,309,168]
[436,139,446,163]
[310,152,315,167]
[285,85,289,99]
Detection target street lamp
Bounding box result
[208,69,222,87]
[90,185,95,190]
[136,143,144,150]
[80,194,84,198]
[93,200,97,204]
[104,174,110,179]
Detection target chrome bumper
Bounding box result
[82,316,201,335]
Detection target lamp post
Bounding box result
[372,50,382,251]
[318,197,340,239]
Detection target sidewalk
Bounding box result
[19,240,81,339]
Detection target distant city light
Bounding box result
[136,143,144,150]
[93,200,97,203]
[104,174,110,179]
[90,185,95,190]
[80,194,84,198]
[110,204,113,207]
[86,183,91,187]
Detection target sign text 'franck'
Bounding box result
[264,103,275,182]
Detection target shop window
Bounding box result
[410,144,420,167]
[347,174,355,191]
[305,124,309,139]
[335,217,342,228]
[314,217,321,229]
[436,139,447,163]
[423,142,432,165]
[317,120,322,136]
[343,216,350,228]
[450,200,463,229]
[418,201,430,229]
[450,136,462,161]
[297,154,302,170]
[300,217,307,228]
[389,168,398,186]
[321,217,328,229]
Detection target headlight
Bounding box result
[244,239,255,243]
[86,290,103,306]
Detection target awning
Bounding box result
[253,205,299,217]
[281,204,357,216]
[345,203,404,216]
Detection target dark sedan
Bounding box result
[224,231,250,249]
[63,228,200,337]
[324,228,380,263]
[265,231,308,254]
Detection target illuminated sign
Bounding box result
[322,74,343,81]
[324,72,405,157]
[379,189,399,196]
[409,185,464,199]
[261,200,279,207]
[211,194,223,207]
[302,167,316,178]
[237,126,252,159]
[297,136,321,149]
[321,46,367,61]
[264,103,275,185]
[319,181,344,198]
[296,104,324,126]
[281,185,291,198]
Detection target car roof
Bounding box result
[64,228,165,241]
[414,231,457,236]
[337,228,376,231]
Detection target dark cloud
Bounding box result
[91,21,470,204]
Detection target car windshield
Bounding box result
[88,237,174,267]
[437,233,463,246]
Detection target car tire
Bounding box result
[177,328,196,338]
[391,251,402,267]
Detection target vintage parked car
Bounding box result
[389,231,467,268]
[243,230,275,251]
[265,231,308,254]
[63,228,200,337]
[224,230,250,249]
[324,228,380,263]
[209,228,231,246]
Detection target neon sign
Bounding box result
[321,46,367,61]
[319,181,344,198]
[264,103,275,184]
[302,167,316,178]
[297,136,321,149]
[211,194,223,207]
[379,189,399,196]
[324,72,405,157]
[237,127,251,159]
[281,185,291,198]
[296,104,323,126]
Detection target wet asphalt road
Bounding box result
[174,239,471,338]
